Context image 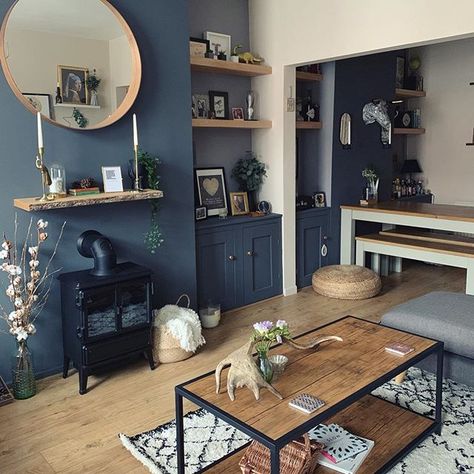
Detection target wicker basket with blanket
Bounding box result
[152,294,205,364]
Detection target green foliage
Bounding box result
[231,152,267,192]
[138,149,161,190]
[72,108,88,128]
[362,165,378,183]
[86,69,101,92]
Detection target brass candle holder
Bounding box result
[131,144,143,192]
[35,147,53,202]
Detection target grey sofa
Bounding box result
[381,291,474,387]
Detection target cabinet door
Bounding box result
[242,222,282,305]
[296,214,329,288]
[196,229,239,311]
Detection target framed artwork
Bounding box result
[22,93,52,119]
[58,65,89,104]
[101,166,124,193]
[189,37,210,58]
[195,167,228,216]
[209,90,229,119]
[395,56,405,89]
[203,31,231,56]
[193,94,209,118]
[232,107,244,120]
[313,191,326,208]
[195,206,207,221]
[230,191,249,216]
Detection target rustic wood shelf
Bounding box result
[394,88,426,99]
[296,71,323,82]
[393,127,425,135]
[14,189,163,212]
[296,121,322,129]
[54,103,101,110]
[192,119,272,129]
[190,56,272,77]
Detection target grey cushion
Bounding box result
[381,291,474,359]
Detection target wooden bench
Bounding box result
[355,232,474,295]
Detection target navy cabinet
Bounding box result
[296,208,330,288]
[196,214,282,311]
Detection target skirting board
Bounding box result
[284,285,298,296]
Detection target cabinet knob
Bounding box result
[323,235,328,241]
[228,255,236,261]
[247,251,255,257]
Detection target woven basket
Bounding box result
[312,264,381,300]
[239,434,323,474]
[152,294,194,364]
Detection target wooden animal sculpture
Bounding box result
[239,52,264,64]
[215,335,343,401]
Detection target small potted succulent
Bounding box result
[231,44,242,63]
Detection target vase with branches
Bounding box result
[86,69,101,106]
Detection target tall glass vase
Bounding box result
[257,350,273,383]
[11,340,36,399]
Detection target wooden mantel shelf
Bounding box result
[190,56,272,77]
[296,121,322,129]
[14,189,163,212]
[296,71,323,82]
[394,88,426,99]
[192,119,272,129]
[393,127,425,135]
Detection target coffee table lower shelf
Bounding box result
[202,394,436,473]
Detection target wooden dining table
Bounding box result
[340,201,474,264]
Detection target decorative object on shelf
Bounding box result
[0,375,13,406]
[23,93,52,119]
[297,63,321,74]
[72,107,88,128]
[48,163,67,197]
[258,200,271,215]
[55,82,62,104]
[231,151,267,212]
[230,191,249,216]
[313,191,326,208]
[268,354,288,381]
[199,303,221,328]
[296,195,314,211]
[195,206,207,221]
[303,89,319,122]
[1,218,65,399]
[405,55,423,91]
[362,165,379,204]
[102,166,124,192]
[205,50,214,59]
[218,208,228,219]
[86,68,101,106]
[131,113,142,192]
[193,94,209,118]
[246,90,256,120]
[362,99,391,146]
[34,112,52,202]
[69,177,99,196]
[152,294,205,364]
[189,37,210,58]
[57,65,88,104]
[231,44,242,63]
[394,109,419,128]
[339,112,352,149]
[209,90,229,119]
[231,107,244,120]
[395,56,405,89]
[204,31,231,58]
[217,51,227,61]
[195,167,228,217]
[238,52,264,64]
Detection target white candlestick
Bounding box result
[388,123,392,145]
[348,119,351,145]
[37,112,43,149]
[133,113,138,148]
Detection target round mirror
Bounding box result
[0,0,141,130]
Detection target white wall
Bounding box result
[249,0,474,294]
[109,35,132,109]
[406,38,474,205]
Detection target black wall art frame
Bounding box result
[195,167,228,216]
[209,90,229,119]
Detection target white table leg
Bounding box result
[371,253,381,275]
[356,240,365,267]
[391,257,403,273]
[380,256,389,276]
[466,265,474,295]
[341,208,355,264]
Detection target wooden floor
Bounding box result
[0,262,464,473]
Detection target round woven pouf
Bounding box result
[312,265,381,300]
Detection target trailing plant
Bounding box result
[138,149,163,254]
[72,108,88,128]
[86,69,101,92]
[231,151,267,192]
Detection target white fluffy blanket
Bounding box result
[153,305,205,352]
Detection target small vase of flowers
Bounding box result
[86,69,101,106]
[362,166,379,203]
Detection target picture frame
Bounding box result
[209,90,229,120]
[193,94,209,118]
[395,56,405,89]
[22,93,52,119]
[230,191,250,216]
[203,31,231,57]
[189,37,210,58]
[195,167,228,216]
[101,166,124,193]
[58,65,89,105]
[313,191,326,208]
[231,107,244,120]
[195,206,208,221]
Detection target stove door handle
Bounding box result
[76,326,85,340]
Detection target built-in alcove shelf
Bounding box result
[54,103,101,110]
[190,56,271,77]
[14,189,163,212]
[296,71,323,82]
[393,127,426,135]
[296,121,322,129]
[192,119,272,129]
[394,88,426,99]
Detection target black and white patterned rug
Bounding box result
[119,368,474,473]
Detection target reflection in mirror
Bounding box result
[1,0,140,130]
[340,112,351,149]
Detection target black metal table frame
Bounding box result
[175,316,444,474]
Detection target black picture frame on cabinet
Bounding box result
[195,206,207,221]
[195,167,228,217]
[209,90,229,119]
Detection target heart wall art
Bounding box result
[195,167,228,216]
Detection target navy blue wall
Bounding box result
[0,0,196,382]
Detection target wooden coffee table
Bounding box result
[175,316,443,473]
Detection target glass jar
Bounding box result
[49,163,67,197]
[11,340,36,399]
[257,349,273,383]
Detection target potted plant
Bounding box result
[231,151,267,211]
[231,44,242,63]
[362,165,379,203]
[86,69,101,106]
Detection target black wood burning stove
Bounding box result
[59,231,155,394]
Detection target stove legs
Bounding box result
[62,356,70,378]
[79,368,88,395]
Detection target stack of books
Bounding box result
[68,187,100,196]
[308,423,374,474]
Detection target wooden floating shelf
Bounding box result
[192,119,272,129]
[54,103,101,110]
[14,189,163,212]
[394,88,426,99]
[296,121,322,129]
[190,56,272,77]
[296,71,323,82]
[393,127,425,135]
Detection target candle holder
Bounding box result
[131,145,143,193]
[35,147,53,202]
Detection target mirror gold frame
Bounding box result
[0,0,142,130]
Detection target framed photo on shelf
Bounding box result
[195,167,228,216]
[57,65,89,104]
[230,191,249,216]
[193,94,209,118]
[189,37,210,58]
[195,206,207,221]
[22,93,52,119]
[209,90,229,119]
[313,191,326,208]
[203,31,231,56]
[101,166,123,193]
[231,107,244,120]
